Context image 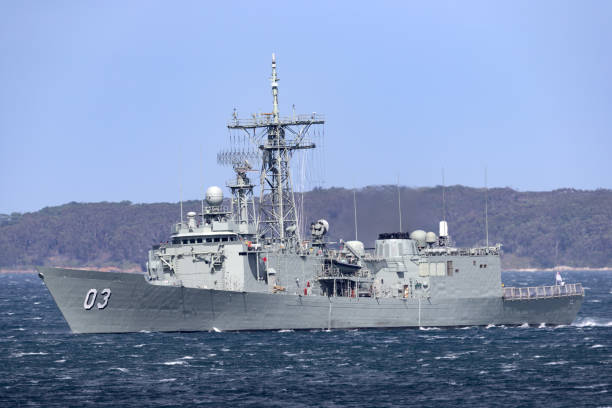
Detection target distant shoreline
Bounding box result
[2,266,611,275]
[504,266,612,272]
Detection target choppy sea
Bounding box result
[1,271,610,407]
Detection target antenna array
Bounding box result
[221,54,325,241]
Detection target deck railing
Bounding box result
[316,264,371,280]
[503,283,583,300]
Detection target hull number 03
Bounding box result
[83,288,112,310]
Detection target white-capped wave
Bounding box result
[590,344,605,349]
[278,329,294,333]
[419,326,440,331]
[544,361,568,365]
[538,323,546,328]
[485,324,496,329]
[573,318,612,328]
[11,351,48,358]
[519,322,530,328]
[54,359,66,363]
[435,353,459,360]
[163,360,187,366]
[574,383,608,390]
[159,378,176,383]
[110,367,129,373]
[180,356,193,360]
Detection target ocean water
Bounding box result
[1,271,610,408]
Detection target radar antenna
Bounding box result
[223,54,325,241]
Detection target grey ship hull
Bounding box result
[38,267,583,334]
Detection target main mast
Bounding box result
[223,54,325,242]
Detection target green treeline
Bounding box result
[1,186,611,270]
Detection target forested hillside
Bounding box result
[1,186,611,270]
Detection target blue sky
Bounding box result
[1,1,611,214]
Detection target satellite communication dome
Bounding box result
[205,186,223,206]
[409,229,427,245]
[425,232,437,244]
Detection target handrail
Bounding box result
[503,283,583,300]
[316,265,370,279]
[423,246,501,257]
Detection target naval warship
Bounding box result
[38,55,584,333]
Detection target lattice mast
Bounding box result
[227,161,256,225]
[226,54,324,241]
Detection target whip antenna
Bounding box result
[353,189,358,241]
[397,174,402,233]
[485,166,489,248]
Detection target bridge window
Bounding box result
[197,238,202,243]
[446,261,453,276]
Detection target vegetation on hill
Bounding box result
[1,186,611,270]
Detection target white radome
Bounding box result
[205,186,223,206]
[409,229,427,243]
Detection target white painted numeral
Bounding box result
[83,288,112,310]
[97,288,111,309]
[83,289,97,310]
